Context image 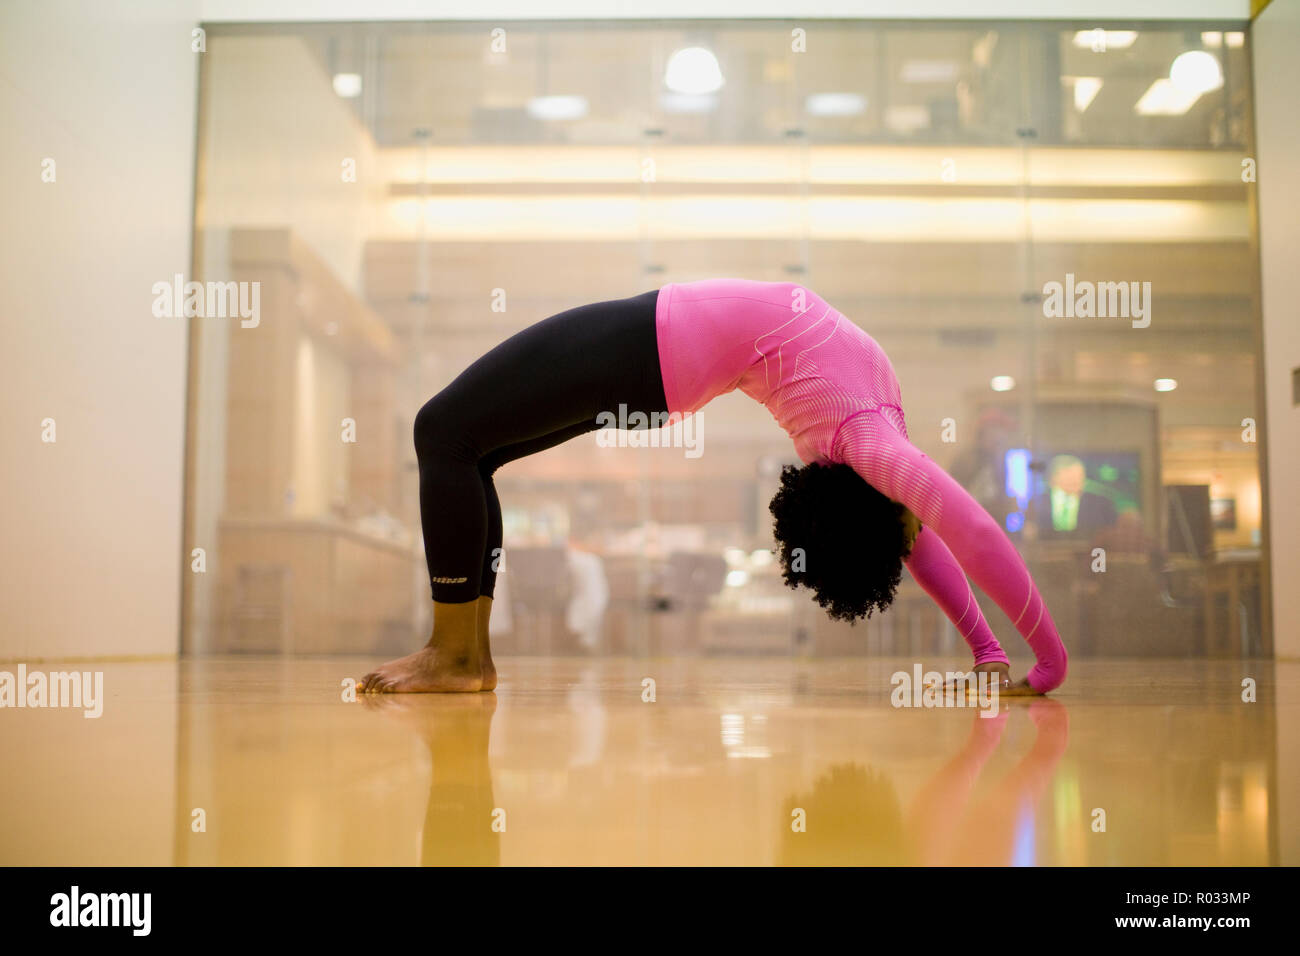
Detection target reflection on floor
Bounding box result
[0,657,1294,865]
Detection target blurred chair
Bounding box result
[659,552,727,654]
[604,554,653,609]
[602,553,659,655]
[662,551,728,612]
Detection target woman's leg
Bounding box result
[903,526,1010,668]
[476,418,607,601]
[360,289,666,692]
[474,419,607,691]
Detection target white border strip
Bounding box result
[199,1,1252,24]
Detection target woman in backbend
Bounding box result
[358,279,1069,696]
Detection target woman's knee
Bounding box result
[414,393,472,461]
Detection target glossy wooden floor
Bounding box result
[1,656,1296,865]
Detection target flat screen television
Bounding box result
[1003,449,1141,539]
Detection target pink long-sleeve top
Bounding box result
[655,278,1068,693]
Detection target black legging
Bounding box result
[413,289,667,603]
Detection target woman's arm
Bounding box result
[833,410,1068,692]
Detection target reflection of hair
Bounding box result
[1048,454,1084,479]
[779,763,905,866]
[768,462,915,624]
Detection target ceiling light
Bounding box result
[1170,50,1223,95]
[665,47,724,94]
[1154,378,1177,392]
[1135,79,1203,116]
[332,73,362,98]
[1070,77,1103,111]
[1072,30,1139,51]
[991,375,1016,392]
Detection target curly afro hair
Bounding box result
[768,461,916,624]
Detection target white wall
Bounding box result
[198,34,380,294]
[1256,0,1300,868]
[0,0,200,659]
[1256,0,1300,661]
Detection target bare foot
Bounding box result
[476,596,497,692]
[359,646,482,693]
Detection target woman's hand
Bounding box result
[999,677,1043,697]
[935,661,1010,695]
[935,662,1042,697]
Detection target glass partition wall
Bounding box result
[183,19,1262,668]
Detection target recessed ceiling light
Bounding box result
[1072,30,1139,51]
[1068,76,1103,111]
[1170,50,1223,95]
[665,47,724,94]
[1154,378,1178,392]
[1135,79,1204,116]
[991,375,1016,392]
[332,73,362,98]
